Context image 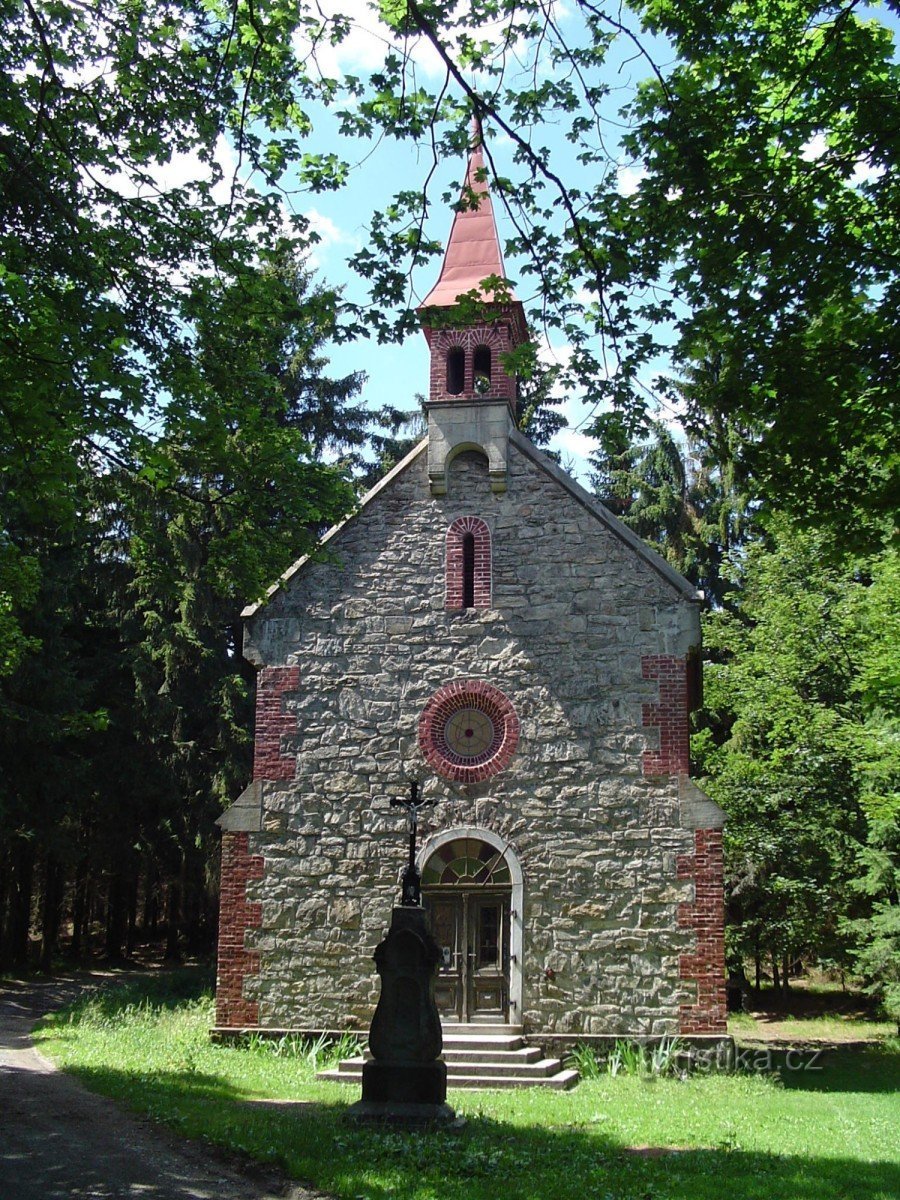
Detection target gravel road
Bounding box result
[0,972,321,1200]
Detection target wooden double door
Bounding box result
[423,889,511,1023]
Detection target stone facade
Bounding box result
[215,438,727,1039]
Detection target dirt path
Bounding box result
[0,971,320,1200]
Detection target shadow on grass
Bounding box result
[772,1044,900,1094]
[43,967,215,1025]
[55,1060,900,1200]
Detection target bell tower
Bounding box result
[418,123,528,495]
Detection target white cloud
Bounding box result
[303,206,358,268]
[616,162,648,197]
[83,134,240,207]
[849,157,885,187]
[555,425,598,457]
[291,0,549,90]
[801,132,828,162]
[800,132,884,188]
[538,337,573,370]
[293,0,444,80]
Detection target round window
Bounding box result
[418,681,519,782]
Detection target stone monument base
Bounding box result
[360,1058,447,1105]
[345,1099,462,1128]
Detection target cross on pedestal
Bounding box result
[390,781,433,906]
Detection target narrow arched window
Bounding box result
[446,517,491,610]
[462,532,475,608]
[446,347,465,395]
[473,345,491,392]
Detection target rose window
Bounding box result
[418,681,519,783]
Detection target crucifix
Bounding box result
[390,780,433,907]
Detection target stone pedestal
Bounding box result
[347,906,457,1126]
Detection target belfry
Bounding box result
[418,124,528,496]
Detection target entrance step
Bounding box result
[317,1028,579,1091]
[442,1031,525,1053]
[445,1023,525,1035]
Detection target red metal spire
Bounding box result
[419,124,516,309]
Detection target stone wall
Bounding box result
[231,442,718,1036]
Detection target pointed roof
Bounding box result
[419,123,517,309]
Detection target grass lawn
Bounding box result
[35,972,900,1200]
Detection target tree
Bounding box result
[590,416,749,606]
[843,549,900,1024]
[310,0,899,546]
[0,0,345,654]
[0,0,375,960]
[693,523,900,995]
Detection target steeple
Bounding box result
[418,122,528,496]
[420,120,515,310]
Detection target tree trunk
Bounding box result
[71,860,87,959]
[771,954,781,1003]
[164,877,182,963]
[105,871,127,961]
[7,840,35,967]
[79,876,96,962]
[782,954,791,996]
[0,852,8,968]
[143,863,160,939]
[40,852,64,969]
[126,871,138,957]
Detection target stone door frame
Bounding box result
[418,825,524,1024]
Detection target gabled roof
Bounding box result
[241,435,700,621]
[241,438,430,619]
[508,430,700,600]
[419,136,517,309]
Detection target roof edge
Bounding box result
[508,429,701,602]
[240,438,429,619]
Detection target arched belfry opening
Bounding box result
[446,347,465,395]
[473,345,491,392]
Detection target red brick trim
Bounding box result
[419,679,519,783]
[215,832,264,1028]
[446,516,492,610]
[677,829,727,1034]
[641,654,690,775]
[252,666,300,781]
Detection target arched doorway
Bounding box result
[419,828,523,1025]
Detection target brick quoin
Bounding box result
[215,831,264,1027]
[641,654,690,775]
[677,829,727,1034]
[446,516,492,609]
[252,665,300,781]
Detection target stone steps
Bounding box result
[317,1027,579,1091]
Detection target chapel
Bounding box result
[214,132,728,1049]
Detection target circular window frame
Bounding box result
[418,680,519,783]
